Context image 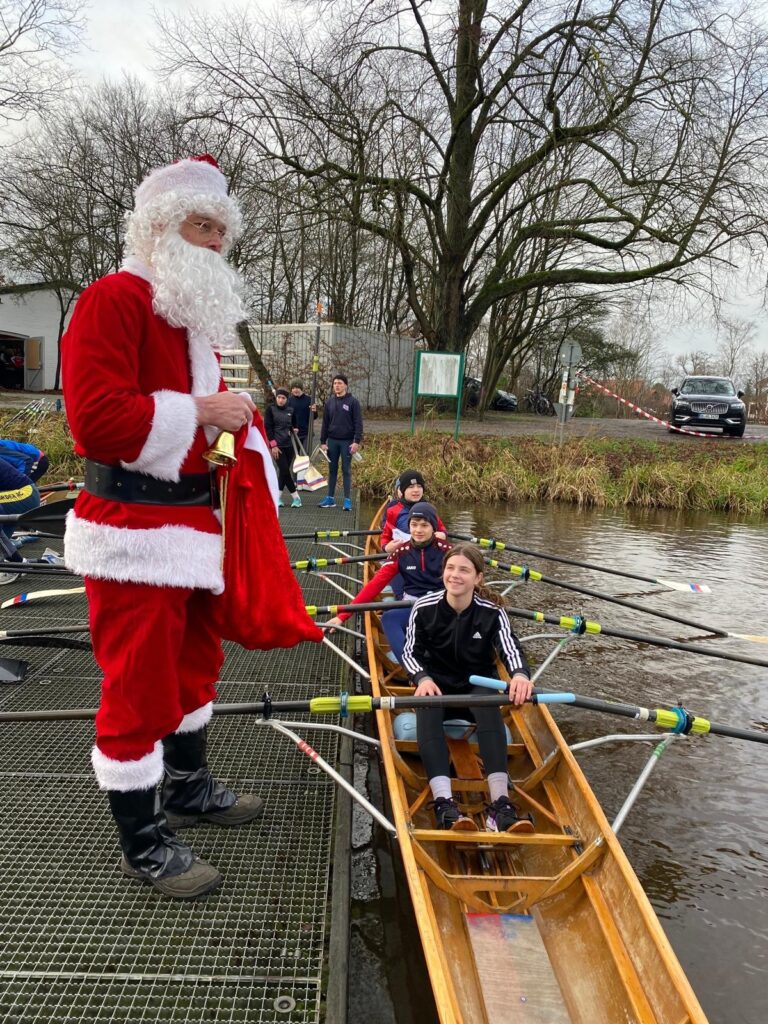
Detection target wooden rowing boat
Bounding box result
[362,502,708,1024]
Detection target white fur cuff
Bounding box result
[121,390,198,482]
[64,511,224,593]
[176,702,214,734]
[91,742,163,791]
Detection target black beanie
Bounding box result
[275,387,290,398]
[398,469,425,491]
[333,373,348,385]
[408,501,438,530]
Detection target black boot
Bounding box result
[161,727,264,830]
[107,788,221,899]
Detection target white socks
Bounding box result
[429,776,452,802]
[430,773,509,803]
[488,772,509,803]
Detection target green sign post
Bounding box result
[410,351,465,440]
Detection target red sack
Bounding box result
[212,413,323,649]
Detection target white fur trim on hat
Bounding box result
[136,157,228,212]
[91,742,163,791]
[64,511,225,593]
[132,156,241,238]
[120,390,198,483]
[175,702,214,734]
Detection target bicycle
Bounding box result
[524,387,553,416]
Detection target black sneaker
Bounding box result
[485,796,535,834]
[432,797,475,831]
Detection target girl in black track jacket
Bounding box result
[401,542,535,834]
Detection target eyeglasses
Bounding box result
[185,218,227,240]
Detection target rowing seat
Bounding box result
[393,712,512,784]
[393,712,513,746]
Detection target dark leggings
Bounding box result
[326,438,353,499]
[416,683,508,780]
[276,446,296,493]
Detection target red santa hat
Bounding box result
[129,154,242,243]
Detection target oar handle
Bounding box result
[469,674,577,704]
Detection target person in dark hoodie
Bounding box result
[318,373,363,511]
[287,380,317,449]
[380,469,447,552]
[324,502,448,661]
[264,388,301,508]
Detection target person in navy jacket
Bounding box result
[0,455,40,539]
[318,373,363,511]
[324,501,448,660]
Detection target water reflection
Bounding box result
[360,499,768,1024]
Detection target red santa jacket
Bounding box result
[62,264,250,592]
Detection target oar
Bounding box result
[0,623,90,639]
[502,605,768,668]
[0,495,77,537]
[307,599,768,668]
[283,529,379,541]
[0,693,513,723]
[451,533,711,594]
[2,689,766,746]
[0,561,75,577]
[483,558,768,644]
[1,587,86,609]
[39,481,83,495]
[290,552,387,570]
[0,635,91,650]
[469,675,768,746]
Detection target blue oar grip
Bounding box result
[534,693,576,705]
[469,674,507,692]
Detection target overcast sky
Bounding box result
[59,2,768,362]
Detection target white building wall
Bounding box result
[0,290,75,390]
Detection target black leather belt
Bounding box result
[84,460,217,507]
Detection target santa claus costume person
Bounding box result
[62,156,267,899]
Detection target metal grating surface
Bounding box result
[0,501,362,1023]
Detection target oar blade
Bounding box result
[655,578,711,594]
[730,632,768,644]
[1,587,86,609]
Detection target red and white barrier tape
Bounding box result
[577,373,753,439]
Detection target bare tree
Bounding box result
[715,316,756,380]
[0,0,84,124]
[159,0,768,366]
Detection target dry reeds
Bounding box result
[356,431,768,516]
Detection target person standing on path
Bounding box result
[265,387,301,507]
[61,155,268,900]
[318,373,363,511]
[287,380,317,450]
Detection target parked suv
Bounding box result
[670,376,746,437]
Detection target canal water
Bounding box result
[350,499,768,1024]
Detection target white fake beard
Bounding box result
[150,231,245,353]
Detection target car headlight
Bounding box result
[674,401,690,410]
[730,401,745,410]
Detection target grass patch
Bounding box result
[357,431,768,515]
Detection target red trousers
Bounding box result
[85,577,224,763]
